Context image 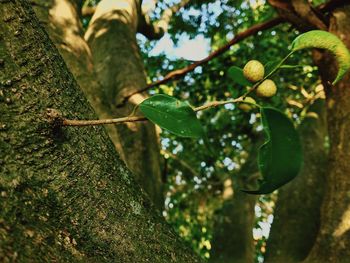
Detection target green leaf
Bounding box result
[242,107,303,194]
[291,30,350,84]
[139,94,204,138]
[228,66,253,87]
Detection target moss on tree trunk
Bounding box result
[0,1,200,262]
[304,5,350,263]
[31,0,163,208]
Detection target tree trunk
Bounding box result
[264,100,327,263]
[32,0,163,207]
[304,5,350,263]
[85,0,163,207]
[210,138,259,263]
[0,1,200,262]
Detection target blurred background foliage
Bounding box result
[82,0,325,261]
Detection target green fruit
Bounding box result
[243,60,265,82]
[256,79,277,97]
[238,97,256,112]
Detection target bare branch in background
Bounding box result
[119,0,341,106]
[318,0,348,13]
[161,150,200,178]
[82,5,96,16]
[119,16,284,106]
[138,0,191,40]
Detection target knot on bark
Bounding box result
[46,108,63,128]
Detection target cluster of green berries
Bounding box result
[239,60,277,112]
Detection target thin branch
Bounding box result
[157,0,191,32]
[138,0,191,40]
[120,16,284,105]
[318,0,348,13]
[63,115,147,126]
[61,97,245,127]
[161,150,200,178]
[81,6,96,17]
[193,97,244,112]
[59,37,292,127]
[62,48,292,127]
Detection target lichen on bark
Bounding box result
[0,1,200,262]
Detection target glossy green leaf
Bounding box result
[243,107,303,194]
[139,94,204,138]
[291,30,350,84]
[228,66,253,87]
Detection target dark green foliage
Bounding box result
[243,107,303,194]
[140,94,204,138]
[131,1,341,262]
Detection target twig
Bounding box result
[61,37,293,128]
[318,0,347,12]
[82,6,96,17]
[193,97,244,112]
[161,150,200,178]
[61,97,245,127]
[63,116,147,126]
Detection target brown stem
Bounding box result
[318,0,348,12]
[63,116,147,126]
[61,97,245,127]
[81,6,96,16]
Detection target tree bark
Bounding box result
[0,1,200,262]
[210,138,259,263]
[32,0,163,207]
[85,0,163,207]
[304,5,350,263]
[264,100,328,263]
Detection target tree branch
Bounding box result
[268,0,347,31]
[161,150,200,178]
[81,6,96,17]
[120,16,284,106]
[60,97,244,127]
[291,0,327,30]
[119,0,341,106]
[138,0,191,40]
[318,0,348,13]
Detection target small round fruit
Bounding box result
[243,60,265,82]
[256,79,277,98]
[238,97,256,112]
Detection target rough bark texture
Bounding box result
[264,100,328,263]
[304,5,350,263]
[268,0,326,31]
[32,0,163,207]
[0,1,200,262]
[85,0,163,207]
[210,139,259,263]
